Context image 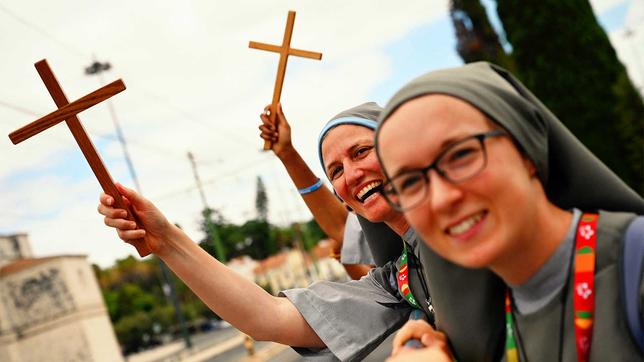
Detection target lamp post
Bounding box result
[85,58,192,349]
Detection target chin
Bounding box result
[420,230,500,270]
[359,207,390,223]
[360,211,385,223]
[453,253,494,269]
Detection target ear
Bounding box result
[523,157,537,178]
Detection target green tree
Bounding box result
[302,219,326,250]
[255,176,269,221]
[93,256,213,354]
[239,219,278,260]
[200,207,227,262]
[496,0,644,193]
[450,0,515,71]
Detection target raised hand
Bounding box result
[97,183,175,256]
[258,103,294,158]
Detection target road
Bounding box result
[127,324,395,362]
[204,333,395,362]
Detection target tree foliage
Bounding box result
[94,257,212,354]
[450,0,516,71]
[255,176,268,221]
[495,0,644,192]
[200,207,227,262]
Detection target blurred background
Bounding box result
[0,0,642,361]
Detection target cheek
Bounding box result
[332,179,353,205]
[405,207,436,237]
[362,153,385,177]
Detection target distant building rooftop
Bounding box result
[0,255,85,277]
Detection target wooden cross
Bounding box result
[8,59,151,257]
[249,10,322,150]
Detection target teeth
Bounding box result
[356,181,382,201]
[448,212,484,235]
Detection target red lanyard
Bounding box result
[398,244,420,309]
[572,213,598,361]
[505,213,598,362]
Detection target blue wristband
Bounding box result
[298,178,323,195]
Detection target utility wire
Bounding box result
[138,88,259,149]
[0,99,39,117]
[0,2,88,59]
[0,2,261,156]
[154,155,265,201]
[0,98,211,163]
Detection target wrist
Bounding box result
[275,145,297,161]
[153,223,184,258]
[298,178,323,195]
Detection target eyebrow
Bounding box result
[388,132,475,177]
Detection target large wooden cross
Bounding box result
[8,59,151,257]
[249,10,322,150]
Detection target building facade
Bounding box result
[0,234,123,362]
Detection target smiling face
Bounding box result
[377,94,542,269]
[322,124,400,224]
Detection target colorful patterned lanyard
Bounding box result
[398,243,420,309]
[505,213,598,362]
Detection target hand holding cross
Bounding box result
[249,10,322,150]
[8,59,152,257]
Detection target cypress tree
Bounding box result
[496,0,644,192]
[450,0,516,72]
[255,176,269,221]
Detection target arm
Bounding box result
[98,184,325,348]
[260,104,373,279]
[344,264,374,280]
[259,103,347,242]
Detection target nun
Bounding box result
[258,103,380,280]
[375,62,644,361]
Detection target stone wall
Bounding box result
[0,256,123,362]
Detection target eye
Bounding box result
[354,145,373,159]
[444,145,479,165]
[328,165,343,180]
[395,173,424,193]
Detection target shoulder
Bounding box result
[594,211,639,270]
[597,210,639,238]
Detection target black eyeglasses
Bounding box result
[381,130,506,211]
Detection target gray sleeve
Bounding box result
[340,213,376,265]
[280,262,410,362]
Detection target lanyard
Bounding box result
[505,213,598,362]
[398,243,420,309]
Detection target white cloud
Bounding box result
[1,0,448,267]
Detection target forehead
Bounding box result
[378,95,492,171]
[321,124,374,163]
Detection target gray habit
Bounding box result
[340,213,376,265]
[280,230,427,362]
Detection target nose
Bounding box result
[427,171,464,213]
[343,159,364,187]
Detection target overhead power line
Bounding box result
[0,97,202,163]
[0,3,88,59]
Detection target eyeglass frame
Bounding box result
[380,129,507,211]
